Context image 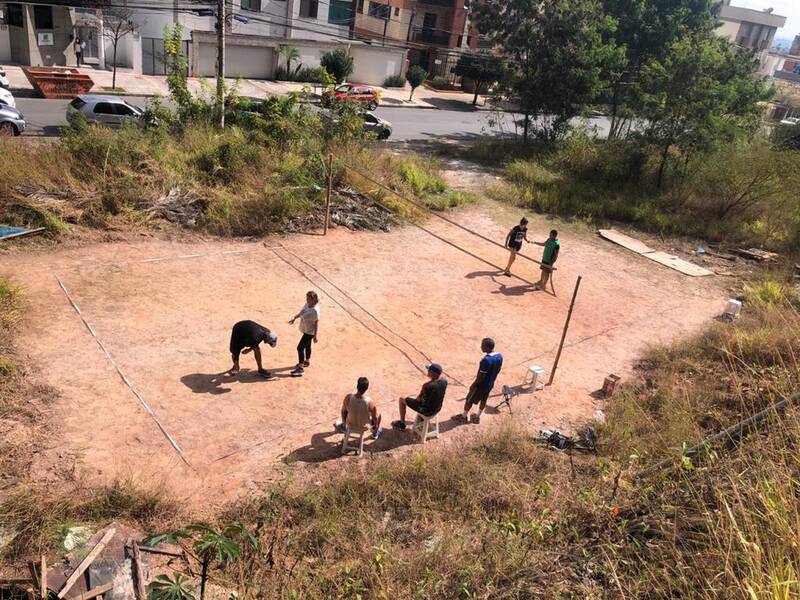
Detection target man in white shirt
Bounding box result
[288,290,319,377]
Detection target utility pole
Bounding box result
[406,9,415,42]
[382,12,388,46]
[216,0,226,128]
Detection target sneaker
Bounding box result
[391,420,406,430]
[258,369,274,379]
[334,421,347,434]
[291,367,304,377]
[471,413,481,424]
[453,414,468,423]
[372,428,383,440]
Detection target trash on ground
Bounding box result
[0,225,46,241]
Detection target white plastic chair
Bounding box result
[523,365,546,390]
[413,413,440,444]
[341,425,367,456]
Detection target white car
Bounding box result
[0,87,15,109]
[0,66,9,90]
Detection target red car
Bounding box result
[323,84,380,110]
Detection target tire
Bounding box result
[0,121,16,136]
[379,129,390,140]
[367,101,377,111]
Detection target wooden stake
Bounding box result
[131,542,146,600]
[548,275,582,386]
[57,528,116,599]
[323,153,333,235]
[40,555,47,600]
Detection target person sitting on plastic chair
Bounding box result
[335,377,383,440]
[392,363,448,430]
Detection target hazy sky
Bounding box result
[731,0,800,38]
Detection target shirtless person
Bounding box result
[334,377,383,439]
[229,320,277,378]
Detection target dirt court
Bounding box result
[2,204,726,504]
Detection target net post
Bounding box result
[548,275,581,386]
[324,153,333,235]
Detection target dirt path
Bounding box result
[1,203,726,506]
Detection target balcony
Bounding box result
[416,0,456,6]
[411,27,451,46]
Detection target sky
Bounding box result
[730,0,800,39]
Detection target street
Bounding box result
[13,95,611,141]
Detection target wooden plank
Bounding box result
[27,562,39,594]
[66,582,113,600]
[598,229,654,255]
[645,251,714,277]
[131,542,146,600]
[124,544,183,558]
[40,556,47,600]
[57,528,116,599]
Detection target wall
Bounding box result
[24,5,76,67]
[717,19,741,41]
[349,43,405,84]
[0,26,11,61]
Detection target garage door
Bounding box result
[195,43,275,79]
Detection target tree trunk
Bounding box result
[409,87,414,101]
[523,110,530,144]
[472,83,479,106]
[199,557,209,600]
[656,141,670,189]
[608,78,621,140]
[112,42,118,90]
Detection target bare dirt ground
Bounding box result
[1,202,727,506]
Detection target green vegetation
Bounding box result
[382,74,405,88]
[321,49,354,84]
[274,65,332,84]
[454,52,507,106]
[405,65,428,101]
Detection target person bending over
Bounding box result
[457,337,503,424]
[504,217,529,276]
[289,291,320,377]
[534,229,560,290]
[335,377,383,439]
[392,363,448,430]
[229,320,277,378]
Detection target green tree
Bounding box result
[321,49,354,84]
[278,45,300,73]
[634,31,770,187]
[454,52,506,106]
[405,65,427,101]
[163,24,192,115]
[475,0,622,142]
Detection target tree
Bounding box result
[454,52,506,106]
[102,8,138,90]
[278,45,300,75]
[634,31,770,188]
[321,49,354,84]
[474,0,622,142]
[405,65,427,101]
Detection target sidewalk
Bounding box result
[2,64,510,111]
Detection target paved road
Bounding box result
[15,95,611,141]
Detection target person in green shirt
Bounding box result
[534,230,560,290]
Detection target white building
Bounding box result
[717,0,787,76]
[0,0,407,85]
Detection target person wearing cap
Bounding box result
[228,320,278,378]
[289,290,320,377]
[334,376,383,440]
[456,337,503,424]
[504,217,529,277]
[533,230,560,290]
[392,363,448,430]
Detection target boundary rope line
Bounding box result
[56,276,194,470]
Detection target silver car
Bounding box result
[67,95,146,128]
[0,105,26,136]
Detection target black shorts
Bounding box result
[405,397,437,418]
[508,242,522,252]
[466,387,491,407]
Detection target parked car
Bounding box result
[319,108,392,139]
[322,84,380,111]
[0,105,26,136]
[0,67,10,90]
[66,95,146,128]
[0,87,16,109]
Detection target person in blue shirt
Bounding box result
[457,337,503,424]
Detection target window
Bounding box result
[7,3,24,28]
[328,0,353,24]
[241,0,261,11]
[394,6,399,16]
[115,103,137,116]
[299,0,318,18]
[33,5,52,30]
[357,0,364,12]
[93,102,116,115]
[422,12,437,29]
[364,114,378,124]
[70,98,87,110]
[368,1,389,20]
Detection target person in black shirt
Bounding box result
[504,217,529,276]
[392,363,448,430]
[229,320,278,378]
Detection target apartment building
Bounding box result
[0,0,407,85]
[717,0,787,76]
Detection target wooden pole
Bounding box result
[216,0,226,128]
[40,555,47,600]
[548,275,581,386]
[131,542,146,600]
[323,153,333,235]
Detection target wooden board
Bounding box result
[57,528,116,599]
[598,229,655,254]
[645,251,714,277]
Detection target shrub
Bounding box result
[382,74,405,88]
[406,65,428,100]
[274,65,331,84]
[320,49,354,84]
[427,76,451,89]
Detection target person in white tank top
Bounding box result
[335,377,382,439]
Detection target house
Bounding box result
[717,0,787,77]
[0,0,407,86]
